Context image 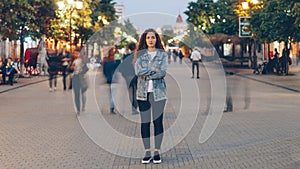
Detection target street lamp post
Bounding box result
[57,0,83,52]
[239,0,263,68]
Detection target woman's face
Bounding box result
[146,32,157,49]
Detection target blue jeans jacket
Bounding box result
[135,49,167,102]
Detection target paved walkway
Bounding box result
[1,59,300,169]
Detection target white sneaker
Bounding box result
[49,88,53,92]
[54,87,57,91]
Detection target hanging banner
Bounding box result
[239,17,252,38]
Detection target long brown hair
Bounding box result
[133,28,164,64]
[106,45,117,61]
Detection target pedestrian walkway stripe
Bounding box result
[233,73,300,93]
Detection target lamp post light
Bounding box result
[239,0,263,68]
[57,0,83,52]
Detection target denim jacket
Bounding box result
[135,49,167,101]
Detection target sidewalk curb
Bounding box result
[0,77,49,94]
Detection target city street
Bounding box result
[1,59,300,169]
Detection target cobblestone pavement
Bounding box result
[1,59,300,169]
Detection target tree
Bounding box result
[251,0,300,43]
[33,0,56,38]
[90,0,116,31]
[185,0,214,34]
[211,0,238,35]
[123,19,138,39]
[161,27,175,47]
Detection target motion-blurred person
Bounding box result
[281,43,290,75]
[178,49,184,64]
[0,57,6,84]
[118,42,139,114]
[5,57,17,86]
[103,46,118,114]
[37,35,48,75]
[59,46,72,91]
[71,49,88,115]
[167,49,171,64]
[47,53,60,92]
[172,49,178,63]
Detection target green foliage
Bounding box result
[184,0,300,43]
[0,0,36,40]
[211,0,238,35]
[185,0,214,33]
[90,0,116,30]
[123,19,138,39]
[161,28,175,46]
[251,0,300,42]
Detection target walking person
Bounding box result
[37,35,48,75]
[224,72,233,112]
[190,47,201,79]
[71,49,88,115]
[58,46,71,91]
[296,51,300,65]
[172,49,178,63]
[178,49,184,64]
[47,53,60,92]
[118,42,139,114]
[103,46,118,114]
[133,28,167,164]
[167,49,171,64]
[282,42,290,75]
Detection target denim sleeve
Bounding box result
[135,57,154,76]
[149,54,167,79]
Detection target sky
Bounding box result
[113,0,195,30]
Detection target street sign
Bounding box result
[239,17,252,38]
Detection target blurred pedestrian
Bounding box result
[281,42,290,75]
[167,49,171,64]
[103,46,118,114]
[47,52,60,92]
[178,49,184,64]
[133,28,167,164]
[5,57,17,86]
[71,49,88,115]
[0,57,6,84]
[37,35,48,75]
[224,72,233,112]
[59,46,72,91]
[296,51,300,65]
[172,49,178,63]
[190,47,201,79]
[118,42,139,114]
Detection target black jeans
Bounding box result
[62,66,68,90]
[72,74,86,112]
[49,73,57,88]
[138,92,166,149]
[126,76,138,112]
[7,71,15,85]
[192,61,199,77]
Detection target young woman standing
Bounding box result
[133,28,167,164]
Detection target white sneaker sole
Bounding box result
[141,158,151,164]
[153,159,162,164]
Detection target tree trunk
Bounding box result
[267,43,270,62]
[232,44,235,58]
[20,32,25,77]
[248,39,253,68]
[12,40,17,60]
[253,40,257,68]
